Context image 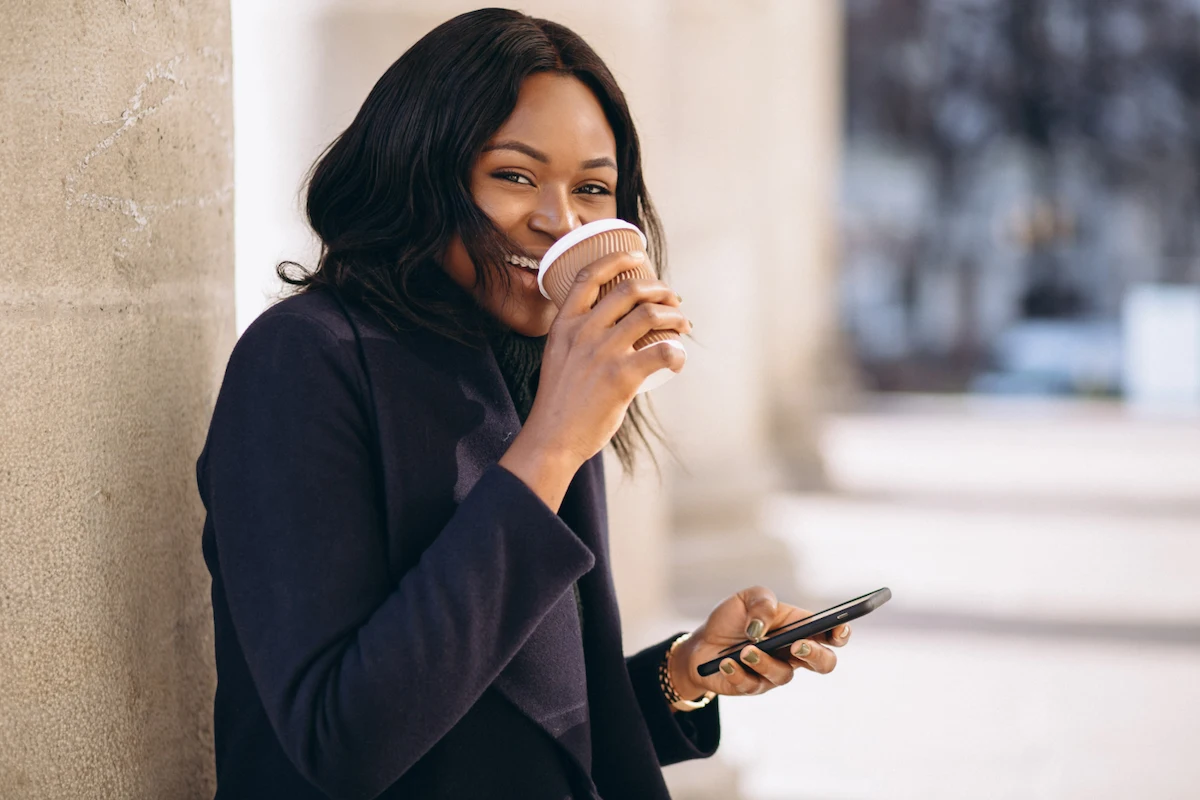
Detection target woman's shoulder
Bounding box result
[226,288,488,404]
[241,289,451,356]
[228,289,457,385]
[219,290,368,399]
[240,289,353,349]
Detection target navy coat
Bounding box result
[197,288,720,799]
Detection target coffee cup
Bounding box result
[538,219,685,394]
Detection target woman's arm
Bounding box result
[626,636,721,767]
[199,311,595,800]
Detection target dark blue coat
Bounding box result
[197,289,719,799]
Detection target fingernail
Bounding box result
[745,619,765,641]
[839,625,850,639]
[630,250,646,261]
[794,642,811,658]
[742,648,760,665]
[720,660,736,676]
[675,292,683,302]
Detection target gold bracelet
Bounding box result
[658,633,716,712]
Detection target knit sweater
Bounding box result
[488,327,545,423]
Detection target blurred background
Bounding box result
[2,1,1198,798]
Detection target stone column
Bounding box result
[0,2,234,797]
[653,0,801,616]
[761,0,845,489]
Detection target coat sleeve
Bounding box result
[197,311,596,800]
[626,635,721,766]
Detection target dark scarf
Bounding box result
[487,326,585,632]
[488,328,546,424]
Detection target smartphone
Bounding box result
[696,587,892,677]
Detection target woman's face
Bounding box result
[442,72,620,336]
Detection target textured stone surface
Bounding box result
[0,1,233,797]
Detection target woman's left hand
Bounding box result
[668,586,852,702]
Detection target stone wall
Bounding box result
[0,2,234,797]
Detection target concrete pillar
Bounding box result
[0,2,234,797]
[761,0,845,489]
[653,0,801,615]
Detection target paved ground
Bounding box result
[668,395,1200,799]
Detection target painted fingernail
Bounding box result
[742,647,760,665]
[630,250,646,261]
[794,642,811,658]
[720,660,736,676]
[745,619,765,641]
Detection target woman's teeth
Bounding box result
[507,254,539,272]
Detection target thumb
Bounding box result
[737,585,779,642]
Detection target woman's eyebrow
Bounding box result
[482,140,549,162]
[482,140,617,171]
[581,156,617,171]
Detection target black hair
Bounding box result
[279,7,673,477]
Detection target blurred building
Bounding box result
[839,0,1200,401]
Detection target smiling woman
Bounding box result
[281,8,668,474]
[197,8,848,800]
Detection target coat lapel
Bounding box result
[442,336,598,778]
[353,305,616,788]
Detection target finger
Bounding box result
[607,302,691,353]
[824,624,852,648]
[626,338,687,382]
[737,586,780,643]
[558,251,663,319]
[740,645,795,688]
[789,639,838,674]
[716,657,771,696]
[587,277,681,332]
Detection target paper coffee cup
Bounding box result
[538,219,685,394]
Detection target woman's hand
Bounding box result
[669,586,852,703]
[500,250,690,510]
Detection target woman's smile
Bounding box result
[506,253,540,271]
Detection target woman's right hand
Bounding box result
[498,250,691,510]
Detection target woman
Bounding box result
[198,9,850,799]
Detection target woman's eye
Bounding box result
[495,171,533,186]
[576,184,611,196]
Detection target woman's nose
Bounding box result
[528,188,581,241]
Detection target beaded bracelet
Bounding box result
[658,632,716,712]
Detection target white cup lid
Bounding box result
[537,219,648,299]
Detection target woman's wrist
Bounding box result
[667,633,707,702]
[498,429,584,513]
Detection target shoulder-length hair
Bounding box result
[280,7,674,477]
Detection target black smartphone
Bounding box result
[696,587,892,677]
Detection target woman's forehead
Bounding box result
[487,73,616,160]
